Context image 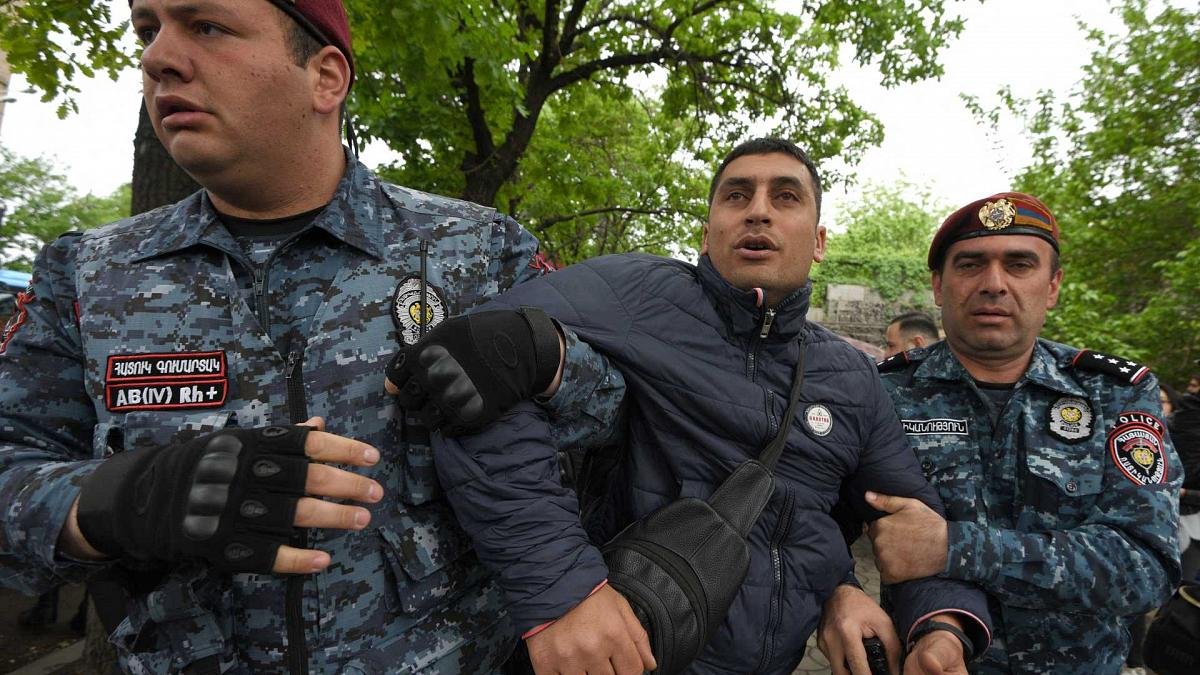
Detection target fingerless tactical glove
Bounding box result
[76,426,310,573]
[386,307,561,436]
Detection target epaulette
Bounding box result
[877,350,920,373]
[1070,349,1150,386]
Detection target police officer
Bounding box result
[862,192,1181,672]
[0,1,617,672]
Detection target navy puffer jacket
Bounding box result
[436,253,991,674]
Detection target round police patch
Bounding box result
[805,404,833,437]
[392,276,447,346]
[1048,396,1093,443]
[1108,411,1167,486]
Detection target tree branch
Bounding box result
[559,0,590,54]
[456,58,496,159]
[535,206,684,230]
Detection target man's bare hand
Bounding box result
[905,631,966,675]
[866,492,948,583]
[818,583,901,675]
[526,584,657,674]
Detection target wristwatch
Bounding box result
[908,619,975,662]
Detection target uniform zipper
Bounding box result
[284,349,310,675]
[757,487,795,671]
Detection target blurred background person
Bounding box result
[881,310,940,358]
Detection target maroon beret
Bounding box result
[928,191,1059,270]
[131,0,354,82]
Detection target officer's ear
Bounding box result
[931,270,944,307]
[1046,267,1064,309]
[310,46,350,116]
[700,224,710,255]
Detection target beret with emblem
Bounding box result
[928,191,1059,270]
[131,0,354,81]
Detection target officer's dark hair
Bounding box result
[888,311,939,343]
[707,138,823,222]
[282,15,325,71]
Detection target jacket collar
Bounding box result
[129,150,387,263]
[696,255,810,341]
[914,339,1087,397]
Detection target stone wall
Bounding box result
[814,283,938,348]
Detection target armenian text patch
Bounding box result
[1108,411,1167,486]
[902,418,968,436]
[105,351,228,412]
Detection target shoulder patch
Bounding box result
[1071,349,1150,386]
[878,348,912,369]
[1108,411,1167,486]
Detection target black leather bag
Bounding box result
[1144,583,1200,675]
[602,350,806,674]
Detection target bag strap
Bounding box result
[758,339,806,472]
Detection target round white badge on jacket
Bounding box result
[805,404,833,436]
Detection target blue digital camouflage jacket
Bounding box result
[879,338,1181,674]
[0,157,621,674]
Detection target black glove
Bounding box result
[77,426,311,573]
[386,307,561,435]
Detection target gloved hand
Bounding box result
[385,307,561,435]
[77,426,312,573]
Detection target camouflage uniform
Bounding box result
[879,338,1181,674]
[0,157,620,674]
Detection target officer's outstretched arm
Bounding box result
[64,417,382,575]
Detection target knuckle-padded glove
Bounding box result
[385,306,560,436]
[76,425,310,573]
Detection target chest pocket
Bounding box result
[93,410,235,457]
[911,438,981,525]
[378,502,486,617]
[1021,444,1104,530]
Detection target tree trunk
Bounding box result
[81,100,201,675]
[130,100,199,215]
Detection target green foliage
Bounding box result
[977,0,1199,385]
[4,0,970,267]
[0,1,132,117]
[349,0,969,262]
[811,180,944,305]
[0,148,129,270]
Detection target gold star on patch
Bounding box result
[978,198,1016,230]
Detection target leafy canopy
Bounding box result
[349,0,971,263]
[0,0,131,117]
[972,0,1199,384]
[3,0,971,267]
[812,179,945,306]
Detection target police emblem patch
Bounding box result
[1048,396,1093,443]
[1108,411,1167,486]
[392,276,447,346]
[805,404,833,436]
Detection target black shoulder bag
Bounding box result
[602,349,806,674]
